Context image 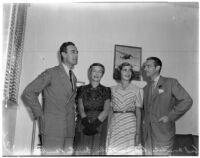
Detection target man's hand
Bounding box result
[158,116,169,123]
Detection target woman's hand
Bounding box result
[81,117,90,128]
[135,134,141,146]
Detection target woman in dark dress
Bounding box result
[74,63,111,155]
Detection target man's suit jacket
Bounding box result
[23,64,77,138]
[143,76,193,146]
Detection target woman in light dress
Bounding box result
[106,62,143,155]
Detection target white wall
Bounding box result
[14,3,198,154]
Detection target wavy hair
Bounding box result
[59,42,75,62]
[113,62,135,82]
[88,63,105,80]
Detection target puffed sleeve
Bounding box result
[104,87,111,100]
[135,88,143,108]
[76,86,84,99]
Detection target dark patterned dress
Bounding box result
[74,84,111,155]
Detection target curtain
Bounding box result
[3,3,29,107]
[3,3,29,156]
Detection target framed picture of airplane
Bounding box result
[114,44,142,80]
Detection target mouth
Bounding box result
[125,75,130,78]
[146,72,150,75]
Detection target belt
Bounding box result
[113,111,135,113]
[85,109,103,112]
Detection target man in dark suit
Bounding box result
[142,57,193,155]
[23,42,78,155]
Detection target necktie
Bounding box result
[69,70,74,90]
[151,81,156,94]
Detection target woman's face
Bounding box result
[121,65,132,81]
[90,66,104,82]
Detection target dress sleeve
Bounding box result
[104,87,111,100]
[135,88,143,108]
[76,86,84,99]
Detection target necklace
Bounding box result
[121,83,130,90]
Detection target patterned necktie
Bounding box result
[151,81,156,94]
[69,70,74,90]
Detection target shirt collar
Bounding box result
[153,75,160,83]
[62,63,70,75]
[88,83,102,89]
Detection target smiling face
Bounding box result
[121,65,132,81]
[90,65,104,82]
[144,59,160,79]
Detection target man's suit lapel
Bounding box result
[58,64,73,93]
[147,83,153,104]
[152,76,165,101]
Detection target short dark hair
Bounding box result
[146,57,162,73]
[113,62,135,82]
[88,63,105,76]
[59,42,75,61]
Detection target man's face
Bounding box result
[62,45,78,67]
[144,59,159,78]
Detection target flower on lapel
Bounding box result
[158,85,164,94]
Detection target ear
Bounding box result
[156,65,161,72]
[61,51,66,58]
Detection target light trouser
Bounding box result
[42,136,74,155]
[144,125,173,156]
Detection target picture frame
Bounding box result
[114,44,142,81]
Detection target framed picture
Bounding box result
[114,44,142,81]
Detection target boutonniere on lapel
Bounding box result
[158,85,164,94]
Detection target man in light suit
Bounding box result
[23,42,78,155]
[142,57,193,155]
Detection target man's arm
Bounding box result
[22,69,51,119]
[167,79,193,122]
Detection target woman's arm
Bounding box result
[77,98,87,118]
[135,106,142,145]
[97,99,111,122]
[135,88,143,135]
[136,107,142,135]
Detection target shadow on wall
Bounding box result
[141,63,149,83]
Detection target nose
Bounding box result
[74,54,78,59]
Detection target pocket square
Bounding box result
[158,89,164,94]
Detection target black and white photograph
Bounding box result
[2,1,199,157]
